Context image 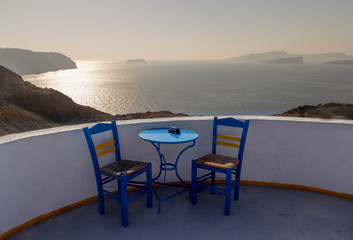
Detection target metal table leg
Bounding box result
[149,140,196,213]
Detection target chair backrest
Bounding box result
[83,121,121,171]
[212,117,249,161]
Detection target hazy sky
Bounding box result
[1,0,353,61]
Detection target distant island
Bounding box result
[126,59,146,63]
[225,50,353,63]
[325,60,353,65]
[0,48,77,75]
[261,57,303,64]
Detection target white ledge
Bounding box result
[1,115,353,235]
[2,115,353,144]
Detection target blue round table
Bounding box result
[139,128,198,213]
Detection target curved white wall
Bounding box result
[1,116,353,234]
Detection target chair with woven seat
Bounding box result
[83,121,152,226]
[191,117,249,215]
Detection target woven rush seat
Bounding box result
[196,153,240,169]
[99,160,148,177]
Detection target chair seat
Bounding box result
[99,160,148,177]
[196,153,240,169]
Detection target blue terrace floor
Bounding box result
[8,185,353,240]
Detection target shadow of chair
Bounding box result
[191,117,249,215]
[83,121,152,226]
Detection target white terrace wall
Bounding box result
[1,116,353,234]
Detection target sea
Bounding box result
[23,61,353,116]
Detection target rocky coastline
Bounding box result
[274,102,353,119]
[1,65,352,137]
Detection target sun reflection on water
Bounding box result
[23,61,145,115]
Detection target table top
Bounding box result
[139,128,198,144]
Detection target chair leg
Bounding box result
[147,163,153,208]
[211,171,216,194]
[224,167,232,215]
[98,191,105,214]
[96,176,105,215]
[191,160,197,205]
[234,181,240,201]
[120,174,128,227]
[234,167,240,200]
[117,179,121,196]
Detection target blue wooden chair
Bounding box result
[191,117,249,215]
[83,121,152,226]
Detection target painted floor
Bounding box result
[8,185,353,240]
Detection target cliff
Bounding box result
[0,65,113,135]
[0,65,186,136]
[261,57,303,64]
[276,103,353,120]
[0,48,77,75]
